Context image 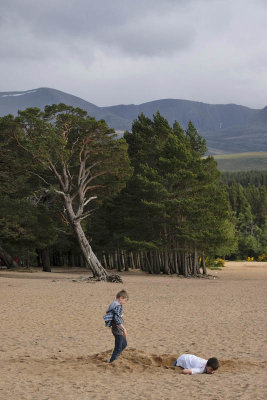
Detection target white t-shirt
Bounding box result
[175,354,207,374]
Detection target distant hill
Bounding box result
[103,99,256,132]
[214,152,267,171]
[103,100,267,154]
[0,87,266,154]
[0,88,129,130]
[253,106,267,126]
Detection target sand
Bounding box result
[0,261,266,400]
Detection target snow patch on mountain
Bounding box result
[2,90,37,98]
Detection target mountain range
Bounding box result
[0,87,266,155]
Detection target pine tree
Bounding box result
[98,113,235,275]
[0,105,131,279]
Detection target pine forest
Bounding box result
[0,105,266,278]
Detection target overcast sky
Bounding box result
[1,0,266,108]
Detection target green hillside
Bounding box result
[214,152,267,171]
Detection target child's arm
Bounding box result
[119,324,127,337]
[181,369,192,375]
[182,368,204,375]
[113,306,127,336]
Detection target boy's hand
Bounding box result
[119,324,127,337]
[182,369,192,375]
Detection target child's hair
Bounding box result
[207,357,219,370]
[116,290,129,299]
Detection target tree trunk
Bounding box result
[184,252,189,277]
[174,250,179,274]
[163,250,170,274]
[145,252,153,274]
[73,221,108,279]
[108,253,113,269]
[64,195,108,280]
[201,253,207,275]
[192,248,199,275]
[115,249,121,272]
[40,248,51,272]
[122,251,128,271]
[153,251,160,274]
[102,253,108,269]
[130,252,136,269]
[71,253,75,267]
[0,245,19,269]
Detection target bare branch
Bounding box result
[54,189,66,197]
[75,194,97,220]
[49,162,65,191]
[75,208,97,222]
[80,170,108,194]
[80,161,102,186]
[14,134,30,153]
[83,184,104,196]
[62,123,70,141]
[71,192,78,202]
[67,137,79,165]
[65,164,74,190]
[79,211,95,221]
[83,196,97,207]
[78,153,86,186]
[78,137,99,182]
[60,212,70,225]
[79,141,86,164]
[25,170,51,187]
[84,161,101,174]
[55,227,72,235]
[62,162,70,192]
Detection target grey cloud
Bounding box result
[0,0,197,58]
[94,14,195,56]
[0,0,266,109]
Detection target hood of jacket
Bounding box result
[106,300,120,313]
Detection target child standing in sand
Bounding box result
[173,354,219,374]
[104,290,129,363]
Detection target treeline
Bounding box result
[222,171,267,187]
[222,172,267,259]
[0,106,265,276]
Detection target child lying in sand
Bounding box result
[173,354,219,374]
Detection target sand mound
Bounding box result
[8,349,177,377]
[89,348,178,373]
[57,349,266,375]
[4,350,266,381]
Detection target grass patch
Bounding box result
[213,152,267,171]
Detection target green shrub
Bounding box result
[206,257,225,270]
[215,258,226,267]
[258,253,267,262]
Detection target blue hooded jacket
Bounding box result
[103,300,123,327]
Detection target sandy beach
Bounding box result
[0,262,266,400]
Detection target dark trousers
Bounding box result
[109,334,127,363]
